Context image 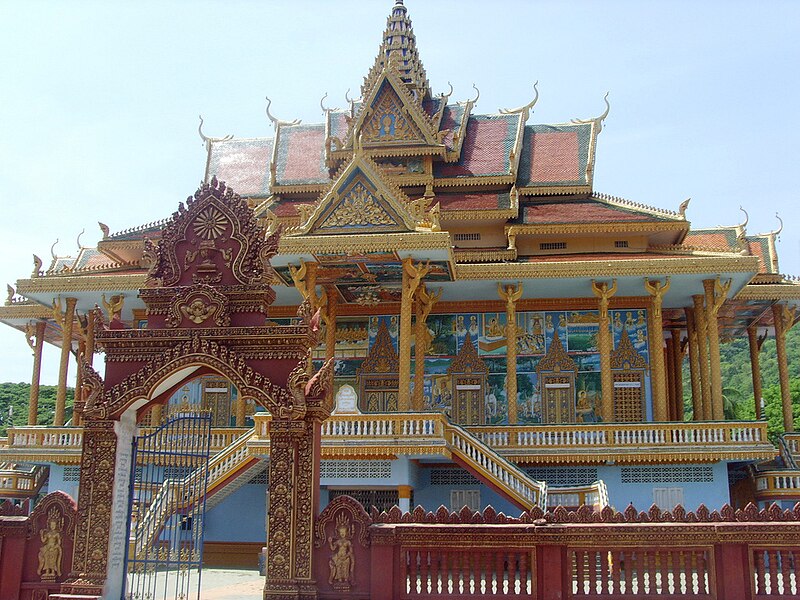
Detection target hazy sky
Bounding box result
[1,0,799,385]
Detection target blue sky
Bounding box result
[1,0,799,385]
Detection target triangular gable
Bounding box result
[294,153,419,235]
[349,70,439,149]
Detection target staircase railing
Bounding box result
[445,421,546,510]
[133,429,258,546]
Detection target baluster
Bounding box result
[769,549,780,595]
[598,549,610,595]
[420,548,430,595]
[586,549,597,595]
[753,550,765,595]
[610,549,621,595]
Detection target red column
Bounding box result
[539,544,568,599]
[714,541,751,600]
[0,523,27,599]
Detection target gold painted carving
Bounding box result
[321,182,395,228]
[192,206,229,240]
[180,298,216,324]
[362,88,424,144]
[101,294,125,321]
[328,513,355,587]
[37,506,64,579]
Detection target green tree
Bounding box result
[0,383,74,436]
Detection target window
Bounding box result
[614,240,629,248]
[454,233,481,241]
[539,242,567,250]
[653,487,684,510]
[450,489,481,511]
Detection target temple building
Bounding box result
[1,0,799,573]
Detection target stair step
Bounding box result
[49,594,102,600]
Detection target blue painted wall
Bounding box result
[47,464,79,499]
[204,483,266,542]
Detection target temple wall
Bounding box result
[311,308,653,424]
[204,481,267,543]
[46,464,79,499]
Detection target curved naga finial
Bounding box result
[572,92,611,133]
[50,239,59,260]
[678,197,691,220]
[738,205,749,229]
[500,81,539,115]
[768,212,784,238]
[76,228,85,250]
[440,82,454,103]
[98,221,110,239]
[198,115,233,145]
[320,92,331,115]
[265,96,301,129]
[471,83,480,104]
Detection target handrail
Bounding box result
[546,480,608,509]
[779,434,800,469]
[445,421,546,510]
[467,420,770,450]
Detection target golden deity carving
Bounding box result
[101,293,125,320]
[321,182,394,228]
[180,298,217,324]
[362,89,421,143]
[38,507,64,579]
[328,513,355,586]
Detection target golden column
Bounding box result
[322,285,338,410]
[592,279,617,423]
[747,325,767,420]
[53,297,77,426]
[684,307,703,421]
[400,259,430,411]
[499,282,523,424]
[25,320,47,425]
[645,278,670,421]
[772,303,796,432]
[73,338,86,427]
[703,278,731,421]
[692,294,713,420]
[671,329,684,421]
[665,336,675,420]
[413,285,441,411]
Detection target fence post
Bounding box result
[539,543,568,599]
[370,525,399,600]
[0,520,26,599]
[714,539,751,600]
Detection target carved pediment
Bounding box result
[447,333,488,375]
[293,155,419,235]
[610,328,647,370]
[144,177,279,288]
[357,321,399,375]
[348,72,439,150]
[536,328,577,373]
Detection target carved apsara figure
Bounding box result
[328,514,355,585]
[38,509,63,578]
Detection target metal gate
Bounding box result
[124,412,212,600]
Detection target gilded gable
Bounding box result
[361,83,427,145]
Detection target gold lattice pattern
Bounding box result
[613,372,644,422]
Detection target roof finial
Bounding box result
[768,212,784,239]
[50,239,59,261]
[198,115,233,146]
[265,96,301,129]
[738,206,749,230]
[572,92,611,133]
[500,81,539,115]
[76,228,85,250]
[471,83,480,105]
[678,198,691,220]
[320,92,331,115]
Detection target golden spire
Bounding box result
[362,0,430,100]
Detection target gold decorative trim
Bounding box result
[456,256,760,280]
[279,231,453,255]
[506,222,689,237]
[517,185,592,196]
[0,303,53,320]
[735,283,800,301]
[434,175,516,187]
[454,248,517,263]
[15,273,146,294]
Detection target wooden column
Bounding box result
[671,329,684,421]
[413,286,440,411]
[772,303,795,432]
[500,282,523,424]
[685,308,703,421]
[323,285,338,410]
[26,320,46,425]
[692,295,712,421]
[54,296,77,426]
[747,325,765,420]
[400,259,429,411]
[592,279,617,423]
[73,339,86,427]
[665,337,676,421]
[645,278,670,421]
[704,278,730,421]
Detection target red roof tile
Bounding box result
[528,131,580,183]
[438,192,510,211]
[523,202,653,224]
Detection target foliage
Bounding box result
[0,382,74,437]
